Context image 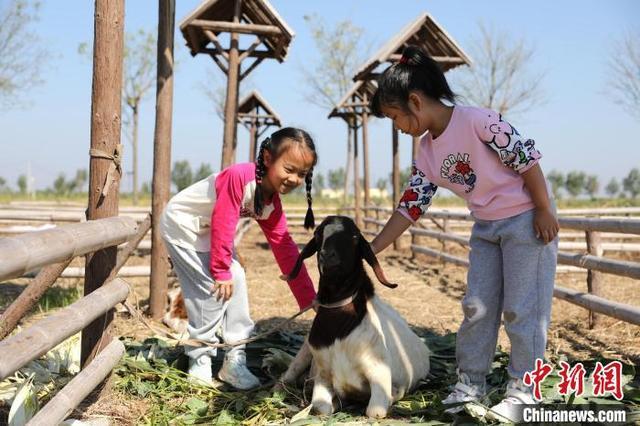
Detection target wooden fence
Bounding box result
[350,205,640,329]
[0,215,150,424]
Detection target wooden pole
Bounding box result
[362,105,370,209]
[0,278,129,381]
[249,118,257,162]
[83,0,125,368]
[221,0,242,168]
[586,231,603,328]
[392,124,400,250]
[353,118,361,229]
[27,339,125,426]
[150,0,175,320]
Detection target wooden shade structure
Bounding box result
[237,90,281,162]
[180,0,293,169]
[353,13,471,208]
[329,80,378,228]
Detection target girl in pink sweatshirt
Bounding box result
[369,46,559,422]
[161,127,317,389]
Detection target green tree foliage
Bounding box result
[565,171,586,198]
[172,161,193,192]
[194,163,214,181]
[605,178,620,198]
[67,169,87,194]
[313,173,325,198]
[17,174,27,194]
[52,173,68,196]
[376,178,388,192]
[623,168,640,198]
[0,0,48,109]
[0,176,6,192]
[546,170,565,199]
[327,168,345,190]
[584,175,599,200]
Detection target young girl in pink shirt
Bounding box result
[369,45,559,422]
[161,127,317,389]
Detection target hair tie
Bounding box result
[399,56,408,64]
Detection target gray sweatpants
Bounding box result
[456,207,558,383]
[164,241,254,360]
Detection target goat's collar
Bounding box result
[313,292,358,309]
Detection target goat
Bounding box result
[280,216,430,418]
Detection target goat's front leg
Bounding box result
[311,371,335,415]
[363,361,393,418]
[280,339,312,385]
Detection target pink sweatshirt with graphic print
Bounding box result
[397,106,543,222]
[161,162,315,310]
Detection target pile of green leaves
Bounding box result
[114,331,640,425]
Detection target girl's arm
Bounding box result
[522,164,559,244]
[371,166,438,254]
[258,197,316,310]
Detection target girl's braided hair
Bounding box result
[254,127,317,230]
[370,45,456,117]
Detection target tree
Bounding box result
[67,168,87,194]
[453,23,545,117]
[0,0,48,109]
[302,14,370,203]
[313,172,325,198]
[0,176,6,192]
[376,178,388,193]
[171,160,193,192]
[584,175,599,200]
[608,31,640,118]
[565,171,587,198]
[547,170,565,199]
[623,168,640,198]
[327,168,345,191]
[391,167,412,189]
[194,163,214,181]
[52,173,68,196]
[17,174,27,194]
[605,178,620,198]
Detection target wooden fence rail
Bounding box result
[0,216,138,282]
[0,278,129,381]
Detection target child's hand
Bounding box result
[211,279,234,302]
[534,207,559,244]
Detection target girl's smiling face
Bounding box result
[263,142,315,197]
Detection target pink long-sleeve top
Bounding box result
[397,106,544,223]
[161,162,316,309]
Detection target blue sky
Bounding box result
[0,0,638,193]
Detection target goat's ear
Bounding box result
[358,234,398,289]
[284,237,318,281]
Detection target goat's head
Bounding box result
[285,215,397,288]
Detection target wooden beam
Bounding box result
[208,51,229,74]
[203,29,229,60]
[557,251,640,280]
[203,47,272,59]
[84,0,125,368]
[240,56,264,81]
[221,0,243,168]
[150,0,175,321]
[353,119,361,229]
[388,53,467,64]
[27,339,125,426]
[0,278,129,381]
[239,35,264,62]
[554,286,640,326]
[0,217,137,282]
[190,19,282,37]
[558,217,640,234]
[362,106,370,208]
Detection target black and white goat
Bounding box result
[281,216,430,418]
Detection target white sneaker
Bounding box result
[442,370,487,414]
[485,378,537,423]
[188,354,213,385]
[217,351,261,390]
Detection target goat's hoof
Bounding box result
[312,400,334,415]
[366,404,388,419]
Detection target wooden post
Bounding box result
[150,0,175,320]
[221,0,242,168]
[353,117,361,229]
[392,124,400,250]
[362,96,371,210]
[249,118,257,162]
[586,231,603,328]
[83,0,125,368]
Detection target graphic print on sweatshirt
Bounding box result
[398,165,438,221]
[484,114,539,171]
[440,153,477,193]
